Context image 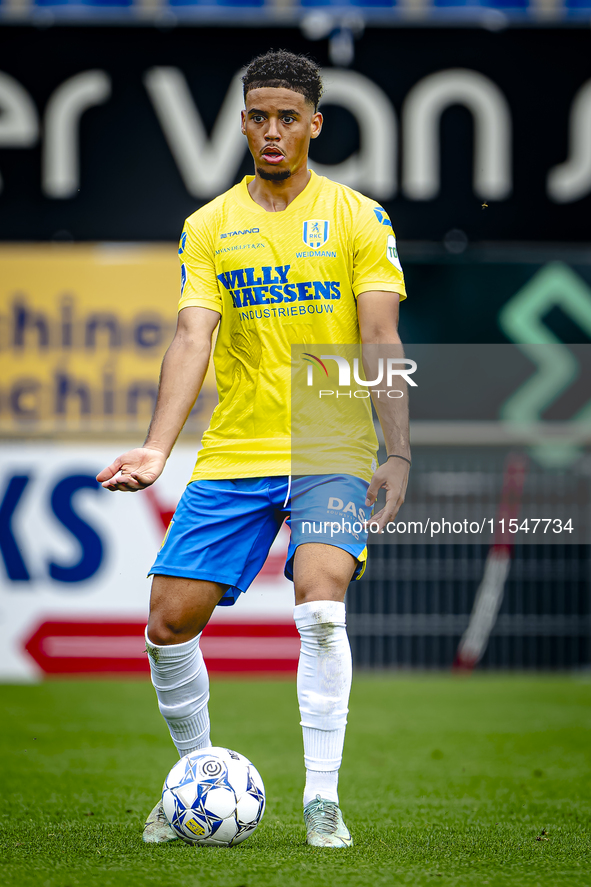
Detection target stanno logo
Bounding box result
[220,228,260,239]
[303,220,329,250]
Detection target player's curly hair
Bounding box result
[242,50,323,111]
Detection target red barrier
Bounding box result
[23,620,299,676]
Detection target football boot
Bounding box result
[303,794,353,848]
[142,799,179,844]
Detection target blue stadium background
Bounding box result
[1,0,591,16]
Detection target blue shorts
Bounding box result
[149,475,370,606]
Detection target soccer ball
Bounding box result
[162,747,265,847]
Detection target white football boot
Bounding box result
[142,799,179,844]
[303,794,353,848]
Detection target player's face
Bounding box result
[241,87,322,181]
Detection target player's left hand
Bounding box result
[365,458,410,532]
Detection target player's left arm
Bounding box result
[357,290,410,530]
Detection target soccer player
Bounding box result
[97,50,410,848]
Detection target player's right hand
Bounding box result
[96,447,167,492]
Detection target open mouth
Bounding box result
[261,148,284,165]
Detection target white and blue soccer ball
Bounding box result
[162,747,265,847]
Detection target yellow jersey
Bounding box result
[178,170,406,482]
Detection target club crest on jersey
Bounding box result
[303,220,329,250]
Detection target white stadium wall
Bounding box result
[0,443,296,681]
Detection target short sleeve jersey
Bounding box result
[178,170,407,483]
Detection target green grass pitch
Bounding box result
[1,675,590,887]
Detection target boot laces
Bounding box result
[305,795,340,835]
[154,804,169,824]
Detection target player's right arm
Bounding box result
[96,305,220,492]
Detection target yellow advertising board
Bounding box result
[0,245,216,439]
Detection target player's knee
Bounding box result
[296,569,346,603]
[296,584,342,605]
[146,615,198,646]
[295,574,349,605]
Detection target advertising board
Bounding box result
[0,26,589,242]
[0,244,216,437]
[0,444,295,681]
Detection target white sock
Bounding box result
[294,600,352,807]
[303,768,339,806]
[145,628,211,757]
